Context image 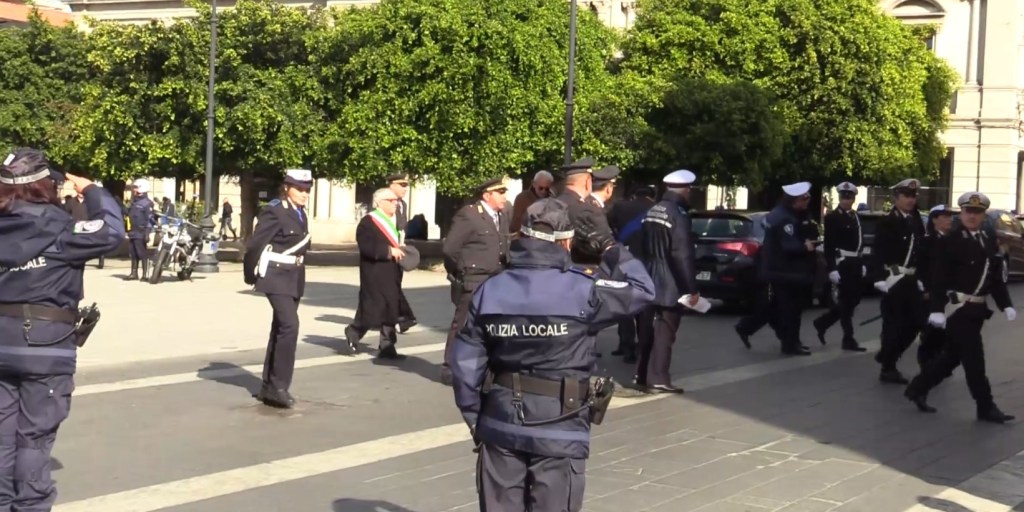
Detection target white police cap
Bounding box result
[958,192,991,210]
[929,204,955,216]
[890,178,920,192]
[663,169,696,187]
[132,178,151,194]
[782,182,812,197]
[836,182,857,193]
[284,169,313,188]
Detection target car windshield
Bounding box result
[691,214,763,240]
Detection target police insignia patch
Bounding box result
[73,220,104,234]
[595,279,628,288]
[784,224,794,235]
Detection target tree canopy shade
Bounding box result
[314,0,620,195]
[621,0,958,187]
[0,14,90,172]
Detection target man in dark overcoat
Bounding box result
[346,187,415,360]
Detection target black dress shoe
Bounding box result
[257,387,295,409]
[623,353,638,364]
[978,404,1015,424]
[398,318,417,334]
[781,346,812,356]
[904,388,937,413]
[343,326,360,353]
[377,346,406,360]
[842,339,867,352]
[611,349,625,356]
[813,319,827,345]
[879,369,909,384]
[734,325,751,349]
[440,365,453,386]
[646,384,684,394]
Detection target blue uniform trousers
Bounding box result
[0,373,73,512]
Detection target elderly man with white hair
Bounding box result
[346,187,419,360]
[510,170,553,233]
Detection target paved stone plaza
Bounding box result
[45,260,1024,511]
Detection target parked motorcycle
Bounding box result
[148,214,210,284]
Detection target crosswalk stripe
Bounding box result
[75,342,448,397]
[55,340,879,511]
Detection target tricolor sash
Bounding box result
[369,209,402,248]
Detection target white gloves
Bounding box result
[928,313,946,328]
[1006,308,1017,322]
[917,280,925,292]
[873,281,889,294]
[862,266,867,277]
[828,271,840,284]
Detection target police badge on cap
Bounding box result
[0,148,62,186]
[957,191,991,211]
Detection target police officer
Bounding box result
[243,169,313,409]
[0,148,125,509]
[557,158,616,267]
[384,173,417,331]
[125,178,154,281]
[440,177,511,385]
[635,169,699,393]
[751,182,817,356]
[813,182,867,351]
[446,198,654,511]
[873,179,926,384]
[916,204,956,370]
[588,165,620,213]
[608,185,656,363]
[904,192,1015,423]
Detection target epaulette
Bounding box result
[267,199,282,208]
[476,204,483,213]
[567,266,597,279]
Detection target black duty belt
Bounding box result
[0,304,78,325]
[492,373,589,403]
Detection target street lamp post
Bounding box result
[563,0,578,166]
[195,0,220,273]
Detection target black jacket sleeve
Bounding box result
[669,211,698,295]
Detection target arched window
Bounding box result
[889,0,946,21]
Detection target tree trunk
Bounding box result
[240,169,258,242]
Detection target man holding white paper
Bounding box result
[634,169,699,394]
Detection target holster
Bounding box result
[488,372,594,427]
[75,303,101,348]
[588,376,615,425]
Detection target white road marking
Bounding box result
[75,342,448,397]
[55,340,879,511]
[902,488,1012,512]
[902,443,1024,512]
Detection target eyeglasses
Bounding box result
[535,186,550,192]
[382,198,399,202]
[394,182,409,188]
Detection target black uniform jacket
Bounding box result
[823,208,862,273]
[244,200,310,298]
[873,209,925,281]
[353,213,411,327]
[442,202,510,292]
[558,188,615,264]
[637,191,697,307]
[929,227,1013,314]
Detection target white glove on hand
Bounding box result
[873,281,889,294]
[829,271,840,284]
[1005,308,1017,322]
[928,313,946,328]
[862,266,867,277]
[917,280,925,292]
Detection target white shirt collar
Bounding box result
[480,201,497,218]
[590,194,605,208]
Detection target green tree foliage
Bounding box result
[0,14,90,169]
[644,77,785,189]
[315,0,619,195]
[622,0,958,187]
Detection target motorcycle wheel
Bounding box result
[149,248,170,284]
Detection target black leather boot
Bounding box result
[879,368,909,385]
[140,259,149,282]
[257,385,295,409]
[978,403,1015,424]
[904,386,936,413]
[125,259,138,281]
[842,338,867,352]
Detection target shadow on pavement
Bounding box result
[332,498,418,511]
[196,362,263,395]
[370,354,443,385]
[915,497,974,512]
[302,281,453,332]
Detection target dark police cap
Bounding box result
[592,165,620,186]
[385,172,409,183]
[478,176,510,194]
[560,157,595,177]
[521,198,574,242]
[0,148,62,186]
[399,244,421,271]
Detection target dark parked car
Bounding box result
[690,210,829,309]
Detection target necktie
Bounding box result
[297,207,305,223]
[492,212,499,228]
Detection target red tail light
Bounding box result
[716,241,760,257]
